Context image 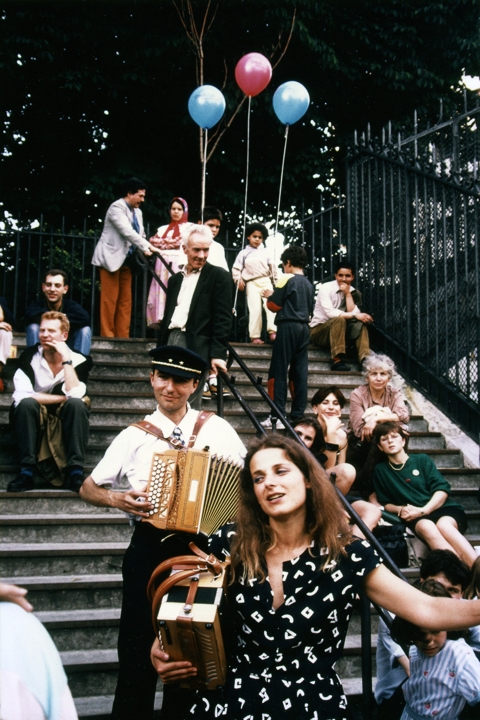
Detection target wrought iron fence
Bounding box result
[0,219,241,339]
[299,103,480,439]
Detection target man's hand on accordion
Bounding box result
[151,637,197,683]
[115,489,153,517]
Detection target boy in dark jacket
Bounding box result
[261,246,314,428]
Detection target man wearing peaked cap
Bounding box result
[148,344,208,379]
[79,345,245,720]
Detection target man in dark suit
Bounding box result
[156,224,232,408]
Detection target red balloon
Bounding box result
[235,53,272,97]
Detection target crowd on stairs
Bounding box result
[2,178,480,720]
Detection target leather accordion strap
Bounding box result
[187,411,214,447]
[148,542,224,634]
[176,575,203,681]
[149,567,210,633]
[130,420,166,440]
[147,542,222,601]
[130,411,214,449]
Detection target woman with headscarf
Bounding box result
[146,197,192,329]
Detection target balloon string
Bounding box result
[233,95,252,316]
[274,124,289,266]
[201,128,208,223]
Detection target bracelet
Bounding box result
[398,506,405,517]
[324,442,339,452]
[62,360,73,365]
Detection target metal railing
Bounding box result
[298,102,480,440]
[0,219,243,339]
[345,104,480,439]
[215,348,405,718]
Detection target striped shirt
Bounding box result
[401,638,480,719]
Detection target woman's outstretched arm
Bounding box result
[364,564,480,630]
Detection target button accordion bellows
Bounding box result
[143,447,242,535]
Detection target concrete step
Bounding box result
[0,514,132,543]
[35,608,121,651]
[443,468,480,489]
[0,544,127,578]
[0,574,124,611]
[0,490,126,515]
[75,692,163,719]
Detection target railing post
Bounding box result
[359,592,373,717]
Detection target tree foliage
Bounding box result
[1,0,480,231]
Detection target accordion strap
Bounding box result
[130,411,214,448]
[148,542,224,633]
[147,542,222,602]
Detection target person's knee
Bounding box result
[415,519,438,541]
[15,397,41,416]
[436,516,459,533]
[62,398,89,417]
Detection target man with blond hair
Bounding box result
[8,311,92,493]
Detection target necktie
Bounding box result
[131,209,140,233]
[170,426,185,447]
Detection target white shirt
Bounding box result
[310,279,360,327]
[91,405,246,496]
[168,267,202,331]
[207,240,229,272]
[231,244,276,283]
[12,347,87,406]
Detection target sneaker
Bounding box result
[210,384,231,398]
[331,360,351,372]
[202,385,213,400]
[7,472,34,492]
[260,416,285,430]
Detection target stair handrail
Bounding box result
[141,259,399,707]
[222,348,406,578]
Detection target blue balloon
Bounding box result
[273,81,310,125]
[188,85,226,129]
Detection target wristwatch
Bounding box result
[324,442,340,452]
[62,360,73,365]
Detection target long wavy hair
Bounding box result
[230,435,352,583]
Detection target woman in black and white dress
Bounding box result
[151,435,480,720]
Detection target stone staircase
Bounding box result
[1,336,479,718]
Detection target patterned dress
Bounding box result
[187,525,382,720]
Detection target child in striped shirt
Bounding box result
[392,579,480,720]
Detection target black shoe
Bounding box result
[67,470,84,493]
[7,472,34,492]
[331,360,351,372]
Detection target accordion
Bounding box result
[142,447,242,535]
[148,543,229,690]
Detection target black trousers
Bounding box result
[267,321,310,422]
[111,522,209,720]
[13,396,90,467]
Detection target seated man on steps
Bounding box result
[79,345,245,720]
[8,311,92,493]
[25,268,92,356]
[309,260,373,371]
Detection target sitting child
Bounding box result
[392,579,480,720]
[231,222,277,344]
[293,416,381,534]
